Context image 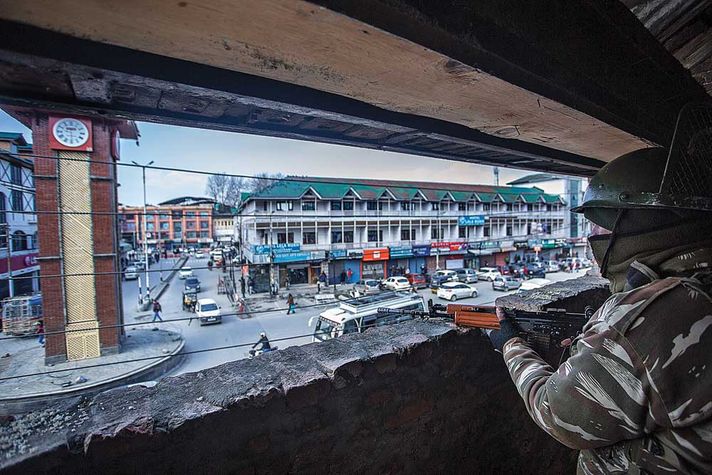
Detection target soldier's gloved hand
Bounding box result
[487,319,520,353]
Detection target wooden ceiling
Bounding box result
[625,0,712,94]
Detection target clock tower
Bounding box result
[5,108,139,364]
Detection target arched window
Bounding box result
[12,230,27,252]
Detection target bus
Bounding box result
[312,292,425,342]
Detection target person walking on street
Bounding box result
[240,276,246,298]
[152,299,163,322]
[286,275,291,290]
[318,271,327,293]
[346,268,353,283]
[340,270,346,285]
[286,293,296,315]
[36,319,45,346]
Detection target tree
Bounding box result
[205,173,246,207]
[249,172,285,193]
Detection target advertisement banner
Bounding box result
[362,248,390,261]
[389,245,413,258]
[412,245,431,257]
[347,249,364,259]
[458,215,485,226]
[329,249,347,259]
[273,251,310,263]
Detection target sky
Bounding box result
[0,109,566,206]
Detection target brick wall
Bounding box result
[0,321,578,473]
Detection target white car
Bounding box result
[124,266,138,280]
[476,267,501,281]
[195,298,222,325]
[544,260,560,273]
[437,282,478,301]
[178,266,194,279]
[195,251,205,259]
[382,276,412,291]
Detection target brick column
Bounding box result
[24,112,123,363]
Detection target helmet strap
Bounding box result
[599,209,626,276]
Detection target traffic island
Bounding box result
[0,328,184,415]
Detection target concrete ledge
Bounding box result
[0,320,575,473]
[496,274,611,313]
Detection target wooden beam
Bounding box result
[0,0,660,162]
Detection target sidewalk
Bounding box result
[243,282,352,312]
[0,328,184,411]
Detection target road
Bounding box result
[121,262,585,377]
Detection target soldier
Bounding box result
[489,147,712,473]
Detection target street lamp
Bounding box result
[131,160,154,307]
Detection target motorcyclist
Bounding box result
[489,145,712,473]
[249,332,271,356]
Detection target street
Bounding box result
[121,263,585,377]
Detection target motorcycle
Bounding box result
[248,346,278,358]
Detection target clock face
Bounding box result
[53,118,90,147]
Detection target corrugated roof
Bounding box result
[246,176,564,204]
[0,132,27,145]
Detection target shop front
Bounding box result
[362,248,389,279]
[388,245,412,275]
[466,240,500,269]
[328,249,362,284]
[410,245,430,274]
[429,242,469,270]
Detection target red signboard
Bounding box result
[0,253,40,275]
[431,242,467,251]
[362,248,390,261]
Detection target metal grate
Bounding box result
[58,150,100,360]
[661,103,712,210]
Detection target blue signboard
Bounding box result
[412,245,431,257]
[329,249,347,259]
[458,215,486,226]
[389,245,413,258]
[273,251,310,263]
[253,243,301,255]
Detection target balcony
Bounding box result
[0,276,608,472]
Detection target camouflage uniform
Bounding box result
[503,252,712,474]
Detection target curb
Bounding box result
[0,335,186,414]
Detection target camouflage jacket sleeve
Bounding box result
[502,303,651,450]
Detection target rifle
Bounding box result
[378,300,595,365]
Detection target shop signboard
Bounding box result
[347,249,364,259]
[308,250,326,261]
[458,215,485,226]
[362,248,390,261]
[253,243,301,255]
[542,239,558,249]
[412,245,431,257]
[329,249,347,259]
[389,245,413,258]
[273,251,311,263]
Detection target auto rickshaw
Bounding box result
[182,291,197,312]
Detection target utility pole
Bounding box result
[269,210,275,296]
[132,160,154,307]
[2,222,11,298]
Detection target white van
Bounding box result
[312,292,424,342]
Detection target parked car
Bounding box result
[544,260,560,273]
[195,250,205,259]
[184,277,201,292]
[492,275,522,291]
[406,273,428,289]
[476,267,501,282]
[195,298,222,325]
[437,282,478,301]
[352,279,382,295]
[132,260,146,271]
[454,268,477,283]
[382,276,412,291]
[432,269,457,285]
[523,263,546,279]
[519,278,553,292]
[178,266,194,279]
[124,266,139,280]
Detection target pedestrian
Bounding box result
[240,276,246,298]
[346,268,353,283]
[36,319,45,346]
[340,270,346,285]
[286,275,291,290]
[488,146,712,472]
[286,293,296,315]
[248,276,254,295]
[152,299,163,322]
[207,259,213,271]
